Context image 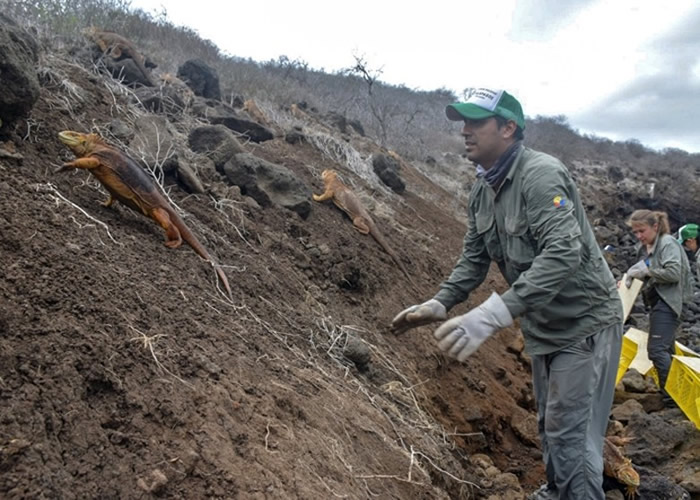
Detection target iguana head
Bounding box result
[320,169,337,182]
[82,26,98,39]
[58,131,102,156]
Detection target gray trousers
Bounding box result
[531,322,622,500]
[648,299,679,392]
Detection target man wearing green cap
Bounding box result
[679,223,700,281]
[391,89,623,499]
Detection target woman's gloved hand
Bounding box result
[625,259,650,286]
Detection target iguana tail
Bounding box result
[368,224,417,289]
[166,207,233,300]
[134,57,155,87]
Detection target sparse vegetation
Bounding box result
[5,0,700,225]
[8,0,700,172]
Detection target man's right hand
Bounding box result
[390,299,447,334]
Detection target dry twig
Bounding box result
[127,323,196,390]
[35,182,120,244]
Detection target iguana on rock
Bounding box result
[243,99,271,127]
[84,27,155,86]
[603,436,640,499]
[313,169,415,286]
[57,130,232,299]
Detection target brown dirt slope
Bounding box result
[0,48,692,499]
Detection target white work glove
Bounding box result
[625,259,650,287]
[434,292,513,361]
[391,299,447,334]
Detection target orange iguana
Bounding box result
[313,169,415,286]
[603,436,640,498]
[57,130,232,299]
[84,27,155,86]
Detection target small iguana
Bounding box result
[313,169,415,286]
[603,436,640,498]
[84,27,155,86]
[57,130,232,299]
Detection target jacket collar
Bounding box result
[648,232,667,256]
[504,145,527,184]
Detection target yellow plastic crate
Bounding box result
[616,328,659,386]
[616,335,637,385]
[675,342,700,358]
[665,356,700,429]
[648,366,660,386]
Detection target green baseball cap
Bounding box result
[446,88,526,130]
[678,223,699,243]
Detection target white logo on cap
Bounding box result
[466,89,504,111]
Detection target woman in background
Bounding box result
[678,223,700,282]
[626,210,692,406]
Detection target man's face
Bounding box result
[684,238,698,252]
[460,117,514,169]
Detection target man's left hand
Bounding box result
[433,292,513,361]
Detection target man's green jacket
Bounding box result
[434,147,623,355]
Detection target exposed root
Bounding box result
[34,182,120,244]
[127,323,196,390]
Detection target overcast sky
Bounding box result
[129,0,700,153]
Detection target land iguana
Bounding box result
[57,130,232,299]
[313,169,415,287]
[84,27,155,86]
[603,436,640,498]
